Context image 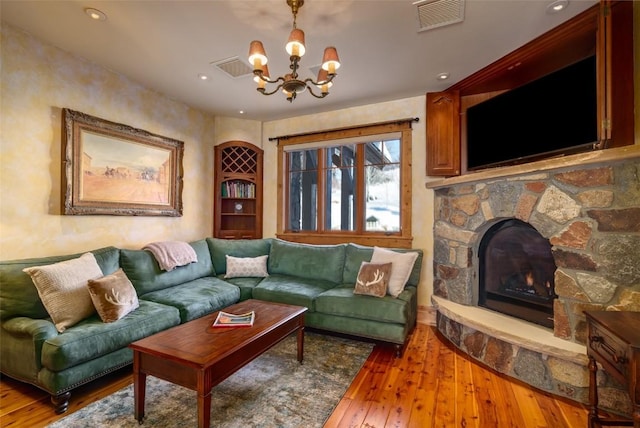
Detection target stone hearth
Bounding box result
[426,145,640,416]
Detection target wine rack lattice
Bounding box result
[221,146,258,174]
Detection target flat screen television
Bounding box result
[466,55,598,171]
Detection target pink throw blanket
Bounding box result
[143,241,198,271]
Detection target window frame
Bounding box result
[275,120,414,248]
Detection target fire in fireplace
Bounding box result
[478,219,557,328]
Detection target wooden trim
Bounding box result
[276,232,413,248]
[355,144,366,232]
[400,128,412,236]
[317,148,326,231]
[417,305,437,326]
[597,0,611,143]
[276,146,285,235]
[270,118,418,144]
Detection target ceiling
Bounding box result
[1,0,598,122]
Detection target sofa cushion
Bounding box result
[207,238,272,276]
[23,253,103,333]
[342,244,423,288]
[370,247,419,297]
[87,268,140,323]
[40,300,180,372]
[139,277,240,323]
[252,274,338,309]
[0,246,120,321]
[224,255,269,278]
[217,275,263,301]
[267,239,346,284]
[121,239,214,295]
[315,284,417,324]
[354,262,392,298]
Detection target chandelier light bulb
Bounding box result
[254,64,270,89]
[248,41,268,69]
[285,29,306,57]
[316,69,332,94]
[321,47,340,74]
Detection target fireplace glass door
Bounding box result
[478,219,557,328]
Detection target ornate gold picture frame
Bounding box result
[62,108,184,216]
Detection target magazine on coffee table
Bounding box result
[212,310,255,327]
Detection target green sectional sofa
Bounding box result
[0,237,422,413]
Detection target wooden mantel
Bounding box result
[426,144,640,190]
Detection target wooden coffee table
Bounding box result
[129,299,307,427]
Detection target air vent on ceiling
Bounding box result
[212,57,253,78]
[414,0,465,32]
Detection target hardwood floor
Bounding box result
[0,324,590,427]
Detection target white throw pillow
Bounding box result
[23,252,103,332]
[370,247,419,298]
[224,255,269,278]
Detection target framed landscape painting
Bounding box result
[62,108,184,216]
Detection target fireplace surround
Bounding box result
[427,145,640,416]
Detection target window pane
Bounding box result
[383,139,401,163]
[365,140,400,165]
[325,146,355,231]
[288,150,318,231]
[365,140,400,232]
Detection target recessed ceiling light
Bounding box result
[546,0,569,14]
[85,8,107,21]
[437,73,450,81]
[198,74,209,81]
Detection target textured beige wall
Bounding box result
[0,24,216,259]
[262,100,437,309]
[213,116,262,148]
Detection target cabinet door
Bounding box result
[426,91,461,177]
[597,0,634,148]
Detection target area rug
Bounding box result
[47,332,373,428]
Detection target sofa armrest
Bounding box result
[3,316,58,340]
[1,317,58,382]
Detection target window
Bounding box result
[275,120,415,247]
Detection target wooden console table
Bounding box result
[585,311,640,428]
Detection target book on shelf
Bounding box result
[212,310,255,327]
[221,181,255,199]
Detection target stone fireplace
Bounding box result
[427,145,640,416]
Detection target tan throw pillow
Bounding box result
[23,252,103,333]
[87,268,139,323]
[224,255,269,278]
[354,262,392,298]
[370,246,419,298]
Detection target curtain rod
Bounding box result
[268,117,419,142]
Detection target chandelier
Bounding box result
[248,0,340,102]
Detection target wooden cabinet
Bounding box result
[426,0,634,177]
[585,311,640,428]
[426,91,460,176]
[214,141,263,239]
